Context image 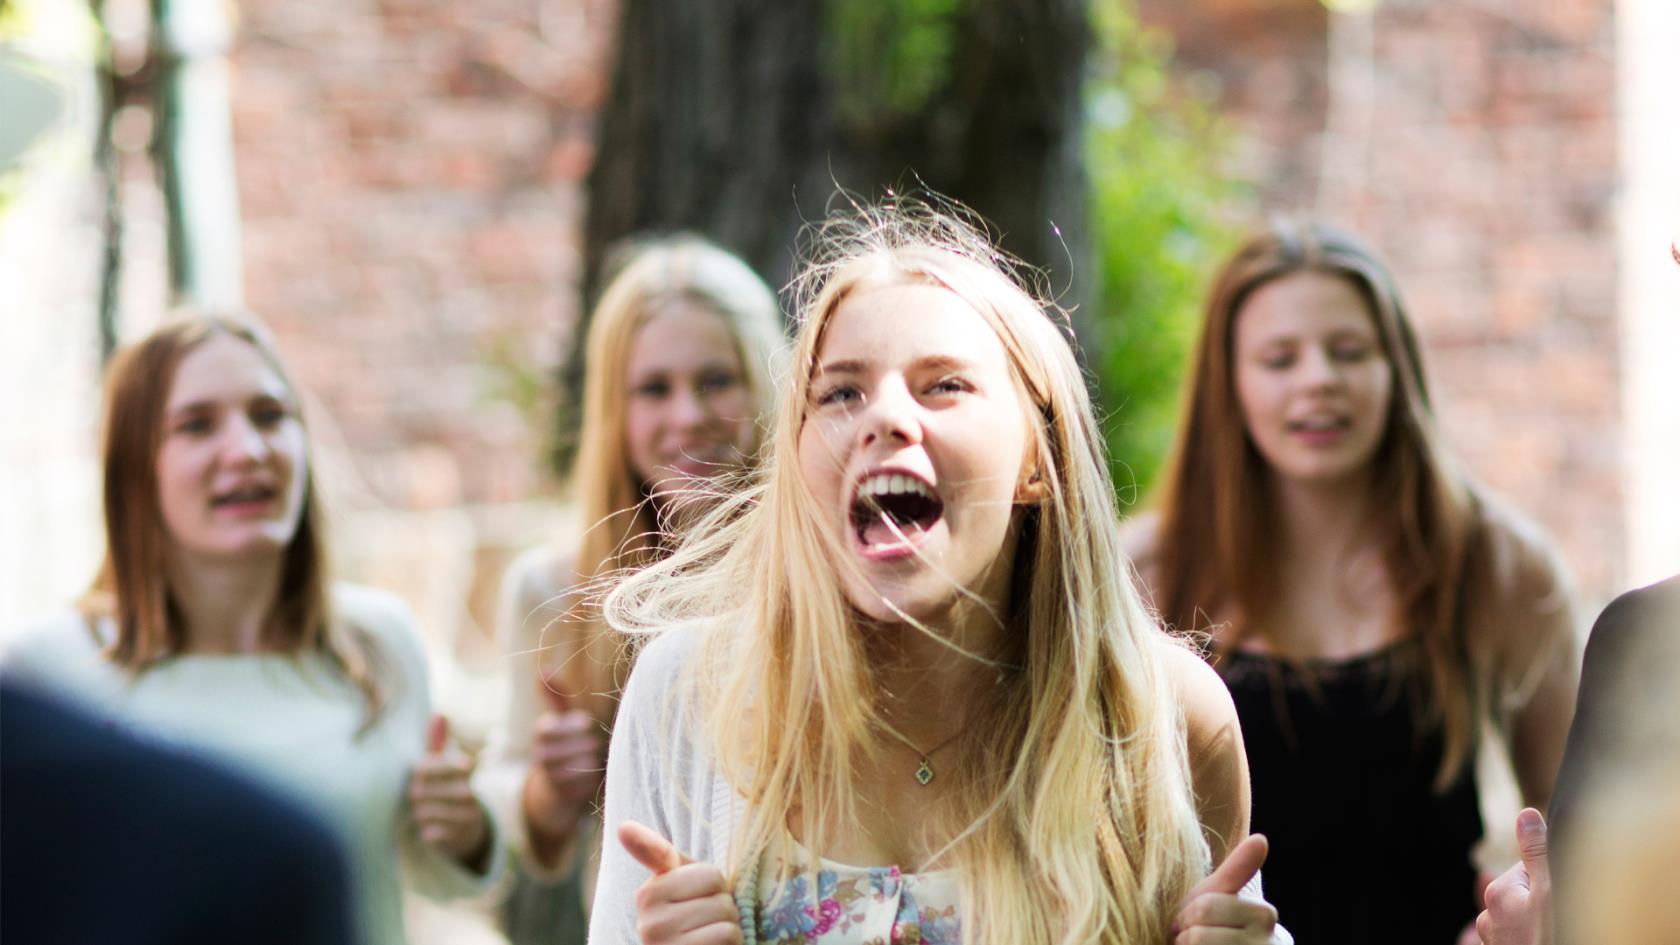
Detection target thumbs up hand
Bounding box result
[1170,834,1279,943]
[617,821,741,944]
[1473,808,1553,945]
[408,713,492,871]
[522,677,607,864]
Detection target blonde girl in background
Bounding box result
[3,315,501,945]
[1126,221,1580,945]
[588,200,1291,944]
[477,235,784,943]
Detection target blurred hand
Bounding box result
[409,715,491,869]
[619,820,741,945]
[1473,808,1552,945]
[522,681,605,845]
[1171,834,1278,944]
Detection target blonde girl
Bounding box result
[478,235,784,940]
[588,202,1291,944]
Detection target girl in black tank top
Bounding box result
[1130,221,1581,943]
[1225,643,1483,944]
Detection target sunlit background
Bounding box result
[3,0,1676,939]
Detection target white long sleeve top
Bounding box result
[587,627,1292,945]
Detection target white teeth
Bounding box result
[858,473,933,500]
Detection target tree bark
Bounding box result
[568,0,1090,465]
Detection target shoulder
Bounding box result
[2,609,111,690]
[1473,497,1575,609]
[1154,637,1240,751]
[329,582,428,689]
[331,582,420,647]
[1467,496,1580,653]
[1584,574,1680,673]
[502,544,581,617]
[620,623,705,704]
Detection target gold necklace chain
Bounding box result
[884,725,966,787]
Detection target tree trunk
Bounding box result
[568,0,1090,465]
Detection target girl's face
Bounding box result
[155,334,310,564]
[1233,271,1394,487]
[798,280,1032,625]
[623,302,758,499]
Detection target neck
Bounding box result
[1267,470,1376,563]
[867,584,1011,746]
[166,552,286,654]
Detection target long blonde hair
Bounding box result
[607,201,1208,942]
[563,235,783,716]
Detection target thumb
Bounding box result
[426,714,449,754]
[1194,834,1269,898]
[1516,807,1550,888]
[619,820,690,875]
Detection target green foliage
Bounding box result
[826,0,961,127]
[1084,0,1246,505]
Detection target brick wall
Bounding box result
[233,0,617,512]
[1139,0,1624,602]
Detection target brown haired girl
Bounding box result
[1126,220,1580,944]
[4,315,502,945]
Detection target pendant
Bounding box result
[915,758,934,786]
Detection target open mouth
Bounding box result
[849,471,945,556]
[1286,415,1351,435]
[210,484,278,508]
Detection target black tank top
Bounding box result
[1224,641,1483,945]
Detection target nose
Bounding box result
[859,378,922,448]
[221,416,272,465]
[671,385,710,429]
[1299,345,1344,391]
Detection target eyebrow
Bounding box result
[812,355,978,377]
[812,358,869,377]
[165,393,287,417]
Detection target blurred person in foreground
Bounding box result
[475,235,784,944]
[2,314,503,945]
[1,677,359,945]
[1125,220,1581,945]
[1473,573,1680,945]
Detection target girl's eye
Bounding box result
[1260,353,1295,371]
[634,380,671,400]
[1332,343,1373,363]
[251,403,288,428]
[176,415,215,435]
[927,375,970,396]
[698,371,741,394]
[814,383,861,408]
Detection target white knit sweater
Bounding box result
[3,584,503,945]
[588,627,1291,944]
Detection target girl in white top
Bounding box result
[590,201,1291,944]
[4,315,501,945]
[476,235,785,938]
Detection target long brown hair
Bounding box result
[1150,219,1484,786]
[81,314,387,726]
[561,235,782,716]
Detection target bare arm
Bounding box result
[1486,530,1583,811]
[1162,642,1250,862]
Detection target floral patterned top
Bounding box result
[753,835,961,945]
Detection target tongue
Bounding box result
[861,515,918,548]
